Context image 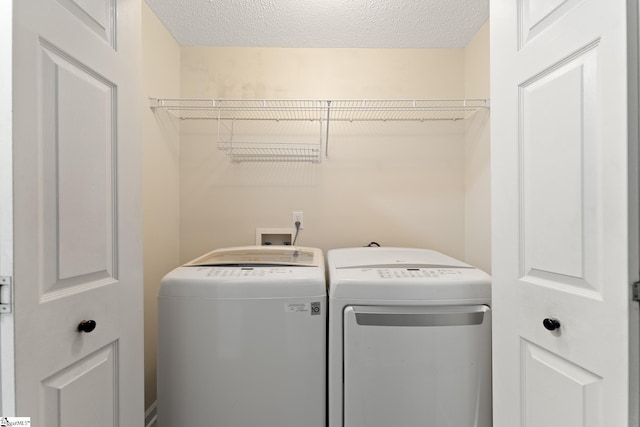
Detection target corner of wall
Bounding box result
[463,20,492,274]
[464,20,490,99]
[141,1,182,411]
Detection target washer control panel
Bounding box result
[205,267,296,278]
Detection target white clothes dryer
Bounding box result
[328,247,491,427]
[158,246,326,427]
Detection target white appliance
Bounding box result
[158,246,326,427]
[328,247,492,427]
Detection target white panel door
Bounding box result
[12,0,143,424]
[491,0,639,426]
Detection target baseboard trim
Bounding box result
[145,400,158,427]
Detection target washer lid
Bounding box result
[160,246,326,298]
[185,245,322,267]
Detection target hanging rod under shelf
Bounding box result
[149,98,489,122]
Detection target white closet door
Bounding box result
[491,0,640,425]
[11,0,144,424]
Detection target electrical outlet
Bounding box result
[292,211,304,230]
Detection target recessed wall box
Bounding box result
[256,228,296,246]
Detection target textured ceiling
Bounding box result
[145,0,489,48]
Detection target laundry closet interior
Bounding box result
[141,1,491,413]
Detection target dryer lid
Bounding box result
[184,245,322,267]
[329,247,470,269]
[327,247,490,302]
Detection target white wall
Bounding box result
[179,47,469,262]
[464,21,491,273]
[141,1,181,409]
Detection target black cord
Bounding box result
[365,241,380,247]
[292,221,301,246]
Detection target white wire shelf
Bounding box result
[150,98,489,162]
[218,141,322,163]
[150,98,488,121]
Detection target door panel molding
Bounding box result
[55,0,116,48]
[519,0,584,49]
[42,341,119,427]
[521,339,602,426]
[521,271,602,301]
[518,41,602,296]
[38,40,118,300]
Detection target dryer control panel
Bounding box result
[335,267,474,281]
[375,268,465,279]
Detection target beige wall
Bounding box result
[179,48,468,262]
[141,14,491,410]
[463,20,491,273]
[141,2,181,409]
[180,47,464,99]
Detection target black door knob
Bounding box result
[77,320,97,333]
[543,318,561,331]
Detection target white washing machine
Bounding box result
[158,246,326,427]
[328,247,492,427]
